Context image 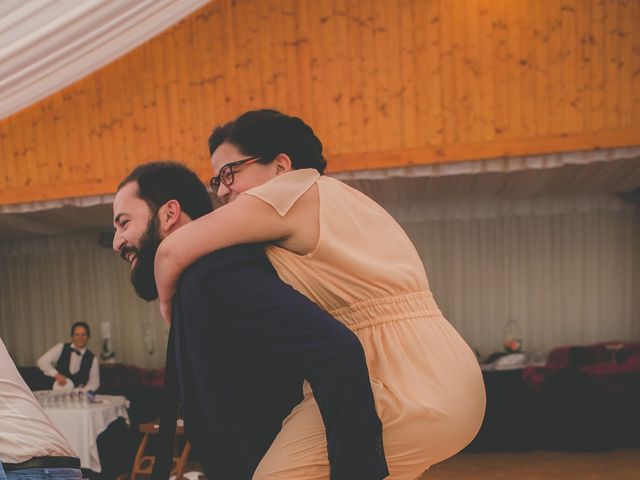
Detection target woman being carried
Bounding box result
[155,109,486,480]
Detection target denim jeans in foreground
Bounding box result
[0,464,82,480]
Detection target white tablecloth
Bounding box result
[43,394,130,472]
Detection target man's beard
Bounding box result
[125,215,162,301]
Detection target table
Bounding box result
[41,393,130,472]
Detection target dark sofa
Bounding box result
[466,342,640,452]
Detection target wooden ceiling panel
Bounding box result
[0,0,638,205]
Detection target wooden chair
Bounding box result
[117,421,191,480]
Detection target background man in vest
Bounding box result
[37,321,100,392]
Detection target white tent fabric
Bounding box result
[404,208,639,358]
[377,194,633,223]
[2,147,639,216]
[1,153,639,365]
[0,230,168,368]
[1,197,637,367]
[0,0,211,120]
[333,146,640,181]
[1,149,639,242]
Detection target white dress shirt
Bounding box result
[0,337,76,463]
[37,342,100,392]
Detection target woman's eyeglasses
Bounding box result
[209,156,262,193]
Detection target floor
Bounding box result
[177,449,640,480]
[421,449,640,480]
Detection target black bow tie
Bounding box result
[71,348,82,356]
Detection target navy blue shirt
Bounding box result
[159,244,387,480]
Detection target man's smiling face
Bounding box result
[112,181,163,300]
[71,325,89,350]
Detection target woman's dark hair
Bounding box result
[117,161,213,220]
[71,321,91,337]
[208,109,327,173]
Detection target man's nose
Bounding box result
[113,231,124,252]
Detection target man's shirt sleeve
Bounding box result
[37,343,63,378]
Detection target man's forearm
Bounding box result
[207,255,389,479]
[307,335,387,480]
[287,311,387,480]
[37,344,62,377]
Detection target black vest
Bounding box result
[56,342,95,388]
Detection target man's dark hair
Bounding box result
[118,161,213,219]
[71,321,91,337]
[208,109,327,173]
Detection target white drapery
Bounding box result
[1,191,637,367]
[402,205,639,357]
[334,146,640,183]
[0,0,211,120]
[350,176,640,356]
[2,147,639,217]
[0,231,167,367]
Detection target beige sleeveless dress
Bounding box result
[245,169,485,480]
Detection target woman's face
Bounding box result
[211,142,279,204]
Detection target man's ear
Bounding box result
[274,153,293,175]
[158,199,182,233]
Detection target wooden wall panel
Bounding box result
[0,0,638,205]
